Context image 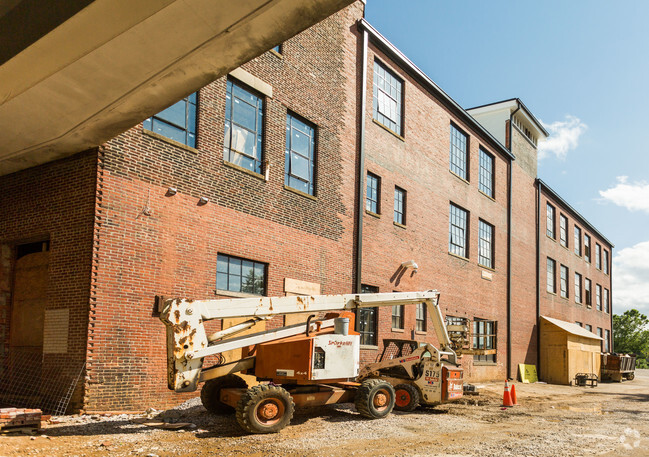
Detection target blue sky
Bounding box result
[366,1,649,315]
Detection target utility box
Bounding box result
[539,316,602,385]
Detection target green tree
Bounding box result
[613,309,649,369]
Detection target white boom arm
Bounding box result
[160,291,454,392]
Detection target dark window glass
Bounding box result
[450,125,468,179]
[559,214,568,247]
[358,284,379,346]
[574,226,582,256]
[478,148,494,197]
[416,303,426,332]
[560,265,569,298]
[547,258,556,293]
[216,254,266,295]
[394,187,406,225]
[546,203,555,239]
[449,204,468,257]
[603,250,609,274]
[584,234,591,262]
[391,304,404,329]
[224,80,264,173]
[473,319,496,363]
[478,220,494,268]
[605,329,610,352]
[604,288,610,313]
[272,44,282,54]
[366,172,380,214]
[585,324,592,332]
[373,61,402,135]
[596,244,602,269]
[596,284,602,311]
[285,113,316,195]
[144,92,197,147]
[585,278,592,307]
[575,273,582,304]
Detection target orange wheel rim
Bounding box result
[395,389,411,408]
[373,388,390,411]
[255,398,285,426]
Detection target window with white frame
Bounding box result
[560,265,569,298]
[603,249,609,274]
[416,303,426,332]
[392,304,404,329]
[584,234,591,262]
[575,272,582,304]
[546,203,555,239]
[394,187,406,225]
[596,284,602,311]
[547,257,556,293]
[373,61,402,135]
[560,214,568,247]
[604,288,610,314]
[473,319,496,363]
[585,278,592,307]
[358,284,378,346]
[604,329,610,352]
[574,226,582,256]
[366,172,380,214]
[596,243,602,269]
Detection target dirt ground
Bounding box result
[1,370,648,457]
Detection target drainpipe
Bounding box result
[609,254,614,352]
[536,179,542,375]
[506,104,520,380]
[354,26,369,294]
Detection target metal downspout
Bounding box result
[609,254,614,352]
[506,104,520,380]
[354,26,369,294]
[536,179,542,376]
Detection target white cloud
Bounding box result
[613,241,649,315]
[538,115,588,160]
[599,176,649,213]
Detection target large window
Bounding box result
[604,329,610,352]
[596,243,602,269]
[449,204,469,258]
[478,219,494,269]
[450,124,468,180]
[546,203,555,239]
[559,214,568,247]
[358,284,378,346]
[473,319,496,363]
[373,61,402,135]
[216,254,266,295]
[394,187,406,225]
[144,92,197,147]
[604,288,610,313]
[603,249,609,274]
[585,324,592,333]
[547,257,556,293]
[392,304,404,330]
[285,113,316,195]
[366,172,381,214]
[224,79,264,173]
[560,265,569,299]
[478,148,494,197]
[585,278,592,307]
[416,303,426,332]
[596,284,602,311]
[597,327,603,349]
[584,234,591,262]
[574,226,582,256]
[574,273,582,304]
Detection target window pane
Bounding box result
[216,254,266,296]
[373,61,402,135]
[449,204,468,257]
[144,93,197,146]
[290,153,310,181]
[152,119,186,144]
[157,100,187,128]
[450,125,468,179]
[230,124,257,157]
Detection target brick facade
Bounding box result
[0,0,613,411]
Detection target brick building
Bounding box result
[0,1,612,412]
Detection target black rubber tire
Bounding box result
[200,374,248,415]
[626,372,635,381]
[236,384,295,434]
[355,378,396,419]
[394,383,420,412]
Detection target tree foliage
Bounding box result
[613,309,649,368]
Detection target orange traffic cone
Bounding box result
[502,380,514,407]
[510,383,518,406]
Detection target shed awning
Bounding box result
[541,316,603,340]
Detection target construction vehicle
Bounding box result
[160,290,463,433]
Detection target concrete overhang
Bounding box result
[0,0,354,176]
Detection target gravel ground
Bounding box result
[1,370,648,457]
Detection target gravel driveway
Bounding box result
[1,370,648,457]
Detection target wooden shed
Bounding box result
[539,316,602,385]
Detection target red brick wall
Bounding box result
[539,189,612,343]
[0,151,98,411]
[84,3,365,411]
[358,43,510,381]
